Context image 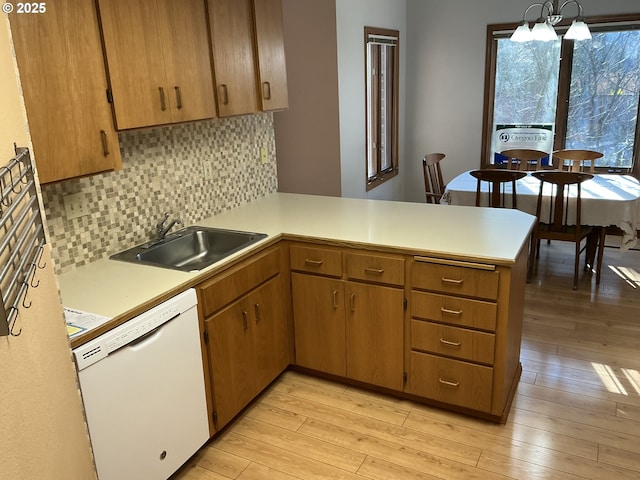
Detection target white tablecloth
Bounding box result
[443,172,640,251]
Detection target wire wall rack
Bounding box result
[0,147,46,337]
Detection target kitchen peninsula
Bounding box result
[60,193,535,425]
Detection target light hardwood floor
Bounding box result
[173,239,640,480]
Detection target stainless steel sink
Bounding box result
[110,226,267,272]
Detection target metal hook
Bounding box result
[22,290,33,309]
[9,308,21,336]
[9,167,21,195]
[20,273,32,309]
[36,244,46,269]
[0,167,11,208]
[17,154,30,184]
[28,263,40,288]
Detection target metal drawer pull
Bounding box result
[174,86,183,110]
[350,293,356,312]
[158,87,167,111]
[242,311,249,331]
[438,378,460,388]
[100,130,110,157]
[332,290,338,309]
[440,338,462,347]
[254,303,261,323]
[304,258,324,266]
[441,307,462,316]
[441,277,464,285]
[364,267,384,275]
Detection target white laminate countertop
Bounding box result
[60,193,535,343]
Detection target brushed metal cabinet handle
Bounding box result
[254,303,261,323]
[304,258,324,266]
[440,338,462,347]
[242,311,249,331]
[174,86,183,110]
[332,290,338,309]
[440,307,463,316]
[438,378,460,388]
[364,267,384,275]
[441,277,464,285]
[262,81,271,100]
[159,87,167,111]
[219,84,229,105]
[100,130,110,157]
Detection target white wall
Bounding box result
[336,0,407,200]
[403,0,640,203]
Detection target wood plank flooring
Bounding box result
[172,239,640,480]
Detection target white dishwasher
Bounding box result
[73,289,209,480]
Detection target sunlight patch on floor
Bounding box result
[592,362,628,395]
[609,265,640,288]
[623,368,640,396]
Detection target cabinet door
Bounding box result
[98,0,170,129]
[158,0,216,123]
[250,277,288,392]
[345,282,404,390]
[253,0,289,111]
[291,273,346,377]
[208,0,260,116]
[206,296,255,429]
[9,0,122,183]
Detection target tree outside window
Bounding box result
[483,16,640,175]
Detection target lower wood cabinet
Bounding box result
[406,252,527,421]
[196,239,526,434]
[197,246,288,433]
[290,244,405,391]
[205,276,287,429]
[291,273,345,377]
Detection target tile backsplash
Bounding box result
[41,114,278,274]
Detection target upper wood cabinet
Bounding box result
[253,0,289,111]
[98,0,216,129]
[207,0,260,117]
[9,0,122,184]
[207,0,288,117]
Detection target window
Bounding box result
[365,27,399,190]
[483,15,640,176]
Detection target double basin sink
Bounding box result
[110,226,267,272]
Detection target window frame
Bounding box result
[481,13,640,177]
[365,26,400,191]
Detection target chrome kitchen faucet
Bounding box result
[156,212,183,240]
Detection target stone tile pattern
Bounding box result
[41,114,278,274]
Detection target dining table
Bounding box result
[442,171,640,252]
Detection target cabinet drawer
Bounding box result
[411,291,497,331]
[411,320,495,364]
[290,245,342,278]
[408,352,493,412]
[198,247,280,317]
[345,252,404,286]
[412,259,499,300]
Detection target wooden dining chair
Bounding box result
[500,149,550,171]
[553,149,603,173]
[469,169,526,208]
[422,153,446,203]
[527,171,603,290]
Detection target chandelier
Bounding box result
[511,0,592,42]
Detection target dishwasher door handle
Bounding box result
[119,312,181,351]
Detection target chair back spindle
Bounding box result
[423,153,446,203]
[469,169,526,208]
